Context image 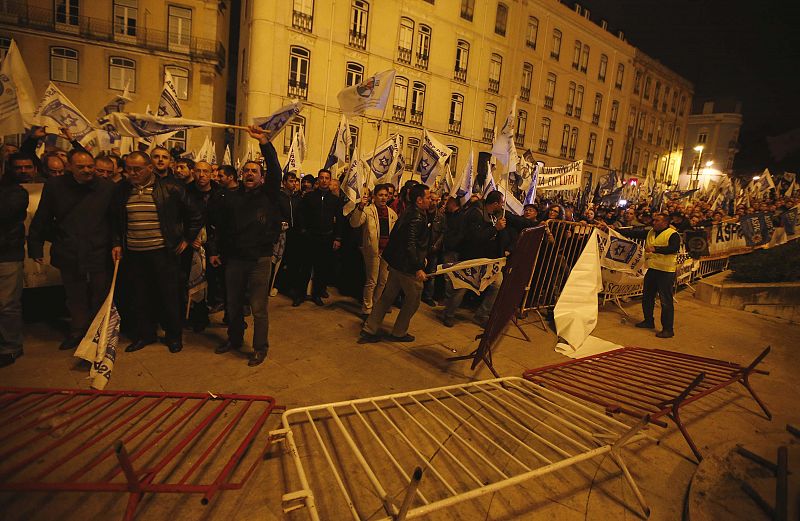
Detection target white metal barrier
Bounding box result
[269,377,651,520]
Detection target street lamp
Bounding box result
[693,145,704,189]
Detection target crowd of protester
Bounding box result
[0,126,797,367]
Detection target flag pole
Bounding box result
[367,100,389,190]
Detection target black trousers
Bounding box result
[296,233,334,298]
[225,257,271,352]
[126,248,182,343]
[642,268,675,331]
[59,267,111,337]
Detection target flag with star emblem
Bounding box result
[414,129,452,187]
[364,136,401,184]
[337,70,396,115]
[253,100,304,140]
[33,82,95,141]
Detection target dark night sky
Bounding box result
[579,0,800,172]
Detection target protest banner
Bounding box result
[538,160,583,190]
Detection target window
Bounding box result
[406,137,420,170]
[671,91,678,112]
[488,53,502,93]
[568,127,578,159]
[515,109,527,147]
[392,77,408,121]
[539,117,550,153]
[168,6,192,50]
[483,104,497,142]
[283,116,306,154]
[288,46,310,99]
[560,124,569,157]
[165,129,186,152]
[628,108,636,135]
[550,29,562,60]
[0,37,10,62]
[615,63,624,89]
[647,117,654,143]
[544,73,556,109]
[460,0,474,21]
[580,45,589,73]
[572,40,581,70]
[113,0,138,37]
[641,150,649,175]
[526,17,538,49]
[448,145,459,173]
[55,0,79,26]
[653,81,661,108]
[636,113,645,139]
[109,56,135,91]
[454,40,469,82]
[575,85,584,118]
[673,128,680,151]
[598,54,608,82]
[520,62,533,101]
[586,132,597,163]
[603,139,613,168]
[449,93,463,134]
[416,24,431,69]
[348,125,359,159]
[349,0,369,49]
[292,0,314,32]
[633,69,642,94]
[662,86,670,112]
[592,93,602,125]
[566,82,576,116]
[679,95,686,116]
[410,81,425,125]
[397,17,413,64]
[643,75,652,99]
[495,3,508,36]
[50,47,78,83]
[609,100,619,131]
[165,66,188,99]
[345,62,363,87]
[698,132,708,144]
[656,119,663,146]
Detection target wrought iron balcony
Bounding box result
[575,107,582,118]
[349,30,367,50]
[526,39,536,50]
[538,140,548,153]
[448,120,461,135]
[520,87,530,101]
[544,96,554,109]
[603,157,611,168]
[415,52,429,70]
[550,51,560,60]
[482,128,493,143]
[488,78,500,94]
[397,46,411,65]
[565,104,573,116]
[454,67,467,83]
[292,10,312,32]
[586,153,594,164]
[568,147,577,159]
[410,110,424,126]
[515,134,525,148]
[392,105,406,122]
[287,79,308,100]
[592,114,600,125]
[609,120,617,131]
[559,145,567,158]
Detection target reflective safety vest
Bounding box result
[645,227,678,272]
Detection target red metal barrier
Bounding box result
[523,347,771,462]
[0,387,279,520]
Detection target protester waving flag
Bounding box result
[0,39,38,135]
[414,129,452,187]
[337,70,396,115]
[34,82,95,142]
[253,100,304,139]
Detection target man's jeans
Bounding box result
[363,266,423,337]
[226,257,272,352]
[0,261,23,350]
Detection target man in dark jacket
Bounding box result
[28,150,118,350]
[275,172,303,298]
[0,169,29,364]
[114,151,202,354]
[294,169,344,306]
[207,126,281,366]
[360,184,431,343]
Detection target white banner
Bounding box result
[432,257,505,295]
[337,69,396,115]
[538,160,583,190]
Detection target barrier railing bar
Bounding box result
[0,393,97,447]
[529,374,656,417]
[614,351,731,383]
[551,362,688,402]
[621,349,735,378]
[0,390,57,418]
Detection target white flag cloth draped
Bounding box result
[450,150,474,205]
[33,82,95,141]
[337,69,396,115]
[333,115,352,166]
[342,148,366,215]
[522,162,541,205]
[364,135,401,184]
[431,257,506,295]
[414,129,452,187]
[222,145,232,166]
[0,39,37,135]
[106,112,206,137]
[491,97,518,169]
[252,100,304,138]
[154,70,184,146]
[284,127,306,173]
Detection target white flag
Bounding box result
[432,258,506,295]
[451,150,474,205]
[74,279,121,390]
[33,82,95,141]
[482,168,497,198]
[253,100,303,140]
[491,97,518,169]
[364,136,400,184]
[222,144,232,166]
[195,135,211,162]
[284,129,305,174]
[337,70,396,115]
[107,112,215,138]
[414,129,452,187]
[342,148,365,215]
[0,40,38,135]
[498,185,524,216]
[154,70,184,146]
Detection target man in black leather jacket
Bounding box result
[113,151,202,354]
[0,168,29,364]
[360,184,431,343]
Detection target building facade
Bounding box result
[678,98,743,188]
[0,0,230,154]
[236,0,693,187]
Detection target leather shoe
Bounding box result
[312,296,325,306]
[388,333,415,342]
[167,341,183,353]
[441,316,455,328]
[655,330,674,338]
[215,341,240,354]
[59,336,82,351]
[248,350,267,366]
[358,331,381,344]
[320,290,330,298]
[422,297,437,307]
[291,296,304,307]
[635,320,655,329]
[125,339,155,353]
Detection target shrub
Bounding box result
[728,240,800,283]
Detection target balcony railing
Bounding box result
[592,114,600,125]
[559,145,567,158]
[550,51,560,60]
[392,105,406,122]
[482,128,493,143]
[349,30,367,50]
[526,39,536,50]
[568,147,576,159]
[460,5,473,21]
[580,65,587,73]
[538,140,548,153]
[410,110,424,126]
[520,86,530,101]
[609,120,617,131]
[415,52,429,70]
[647,132,653,143]
[575,107,582,118]
[603,157,611,168]
[586,153,594,164]
[292,10,313,32]
[1,0,224,69]
[488,78,500,94]
[544,96,554,109]
[448,120,461,134]
[453,67,467,83]
[397,46,411,65]
[565,104,573,116]
[287,79,308,100]
[514,134,525,148]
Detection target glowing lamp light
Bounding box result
[618,199,627,207]
[753,175,761,180]
[706,160,714,167]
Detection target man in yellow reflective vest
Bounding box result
[618,212,681,338]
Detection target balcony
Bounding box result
[460,5,473,21]
[287,79,308,100]
[603,157,611,168]
[482,128,493,143]
[454,67,467,83]
[520,86,530,101]
[609,120,617,131]
[448,120,461,135]
[580,65,587,73]
[488,78,500,94]
[728,140,740,151]
[586,153,594,164]
[615,81,622,90]
[571,62,579,71]
[392,105,406,122]
[514,134,525,148]
[550,51,560,60]
[575,107,582,118]
[410,110,424,126]
[397,46,411,65]
[349,30,367,50]
[526,39,536,50]
[415,52,429,70]
[538,140,548,153]
[647,132,653,143]
[292,10,313,32]
[565,104,573,116]
[1,0,225,69]
[559,145,567,158]
[592,114,600,125]
[544,96,554,109]
[568,147,576,159]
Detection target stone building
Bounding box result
[679,98,743,188]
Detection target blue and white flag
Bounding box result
[337,69,396,115]
[74,284,121,391]
[283,127,306,174]
[364,135,400,184]
[498,185,524,216]
[740,212,774,247]
[341,148,365,215]
[324,115,351,170]
[157,70,182,118]
[107,112,207,138]
[414,129,452,187]
[782,206,797,236]
[491,97,518,169]
[432,257,506,295]
[523,161,541,205]
[450,150,474,205]
[252,100,303,139]
[598,228,645,274]
[482,168,497,198]
[33,82,95,141]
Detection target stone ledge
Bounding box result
[695,270,800,322]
